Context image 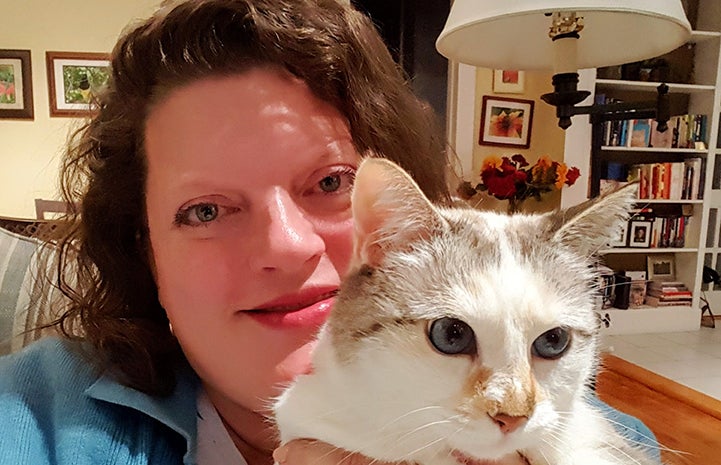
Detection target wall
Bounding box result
[0,0,159,218]
[469,68,568,214]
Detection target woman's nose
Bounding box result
[252,187,325,272]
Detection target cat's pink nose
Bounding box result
[490,413,527,434]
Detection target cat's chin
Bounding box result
[451,449,530,465]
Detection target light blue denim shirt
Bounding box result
[0,337,199,465]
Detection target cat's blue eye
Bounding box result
[532,327,571,359]
[428,317,476,356]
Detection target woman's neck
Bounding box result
[205,387,277,465]
[220,415,275,465]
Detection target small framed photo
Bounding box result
[0,49,33,119]
[609,221,629,248]
[479,96,534,148]
[46,51,110,117]
[493,69,525,94]
[628,220,652,248]
[647,254,676,282]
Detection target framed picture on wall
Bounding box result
[0,49,34,120]
[479,96,534,148]
[493,69,525,93]
[46,51,110,117]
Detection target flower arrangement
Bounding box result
[457,154,581,213]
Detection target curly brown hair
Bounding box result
[51,0,451,396]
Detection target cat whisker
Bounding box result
[398,434,450,462]
[378,405,447,432]
[394,418,455,445]
[537,425,574,461]
[574,408,689,457]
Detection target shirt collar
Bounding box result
[85,366,200,464]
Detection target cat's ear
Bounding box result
[351,157,444,267]
[548,183,638,257]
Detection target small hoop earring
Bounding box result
[168,321,174,336]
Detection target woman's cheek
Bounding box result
[320,217,355,276]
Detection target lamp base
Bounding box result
[540,72,590,129]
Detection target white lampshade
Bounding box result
[436,0,692,70]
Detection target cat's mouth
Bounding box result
[451,450,530,465]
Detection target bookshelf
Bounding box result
[564,0,721,335]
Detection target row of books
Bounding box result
[645,280,692,307]
[628,207,688,249]
[628,158,705,200]
[599,112,708,149]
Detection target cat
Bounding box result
[274,157,658,465]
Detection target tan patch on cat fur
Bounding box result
[460,366,539,418]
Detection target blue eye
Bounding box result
[319,174,342,192]
[174,202,228,227]
[193,203,218,222]
[313,166,356,196]
[532,327,571,359]
[428,317,477,356]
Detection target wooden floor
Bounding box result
[596,354,721,465]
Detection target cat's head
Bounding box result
[307,158,637,463]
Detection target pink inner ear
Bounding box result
[350,158,439,267]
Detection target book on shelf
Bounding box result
[629,119,652,147]
[644,295,692,307]
[645,279,693,307]
[625,159,704,200]
[601,113,708,149]
[647,280,688,291]
[650,120,673,148]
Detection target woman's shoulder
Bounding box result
[0,336,188,464]
[0,336,95,389]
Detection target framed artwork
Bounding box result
[46,51,110,117]
[609,221,629,248]
[647,254,676,281]
[0,49,33,119]
[628,220,652,248]
[493,69,525,93]
[479,96,534,148]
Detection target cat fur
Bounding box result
[274,158,657,465]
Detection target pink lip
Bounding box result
[243,288,338,329]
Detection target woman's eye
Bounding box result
[194,204,218,222]
[532,327,571,359]
[174,202,233,227]
[319,174,342,193]
[314,167,355,195]
[428,317,477,356]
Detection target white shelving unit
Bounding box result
[564,0,721,335]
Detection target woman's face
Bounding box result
[144,69,358,423]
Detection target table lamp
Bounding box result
[436,0,692,129]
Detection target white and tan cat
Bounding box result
[274,158,657,465]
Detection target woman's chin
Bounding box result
[275,339,318,382]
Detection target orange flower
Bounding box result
[490,110,524,138]
[482,155,503,171]
[555,163,569,189]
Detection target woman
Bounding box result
[1,1,449,464]
[0,1,657,464]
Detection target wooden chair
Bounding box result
[0,216,59,242]
[34,199,73,220]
